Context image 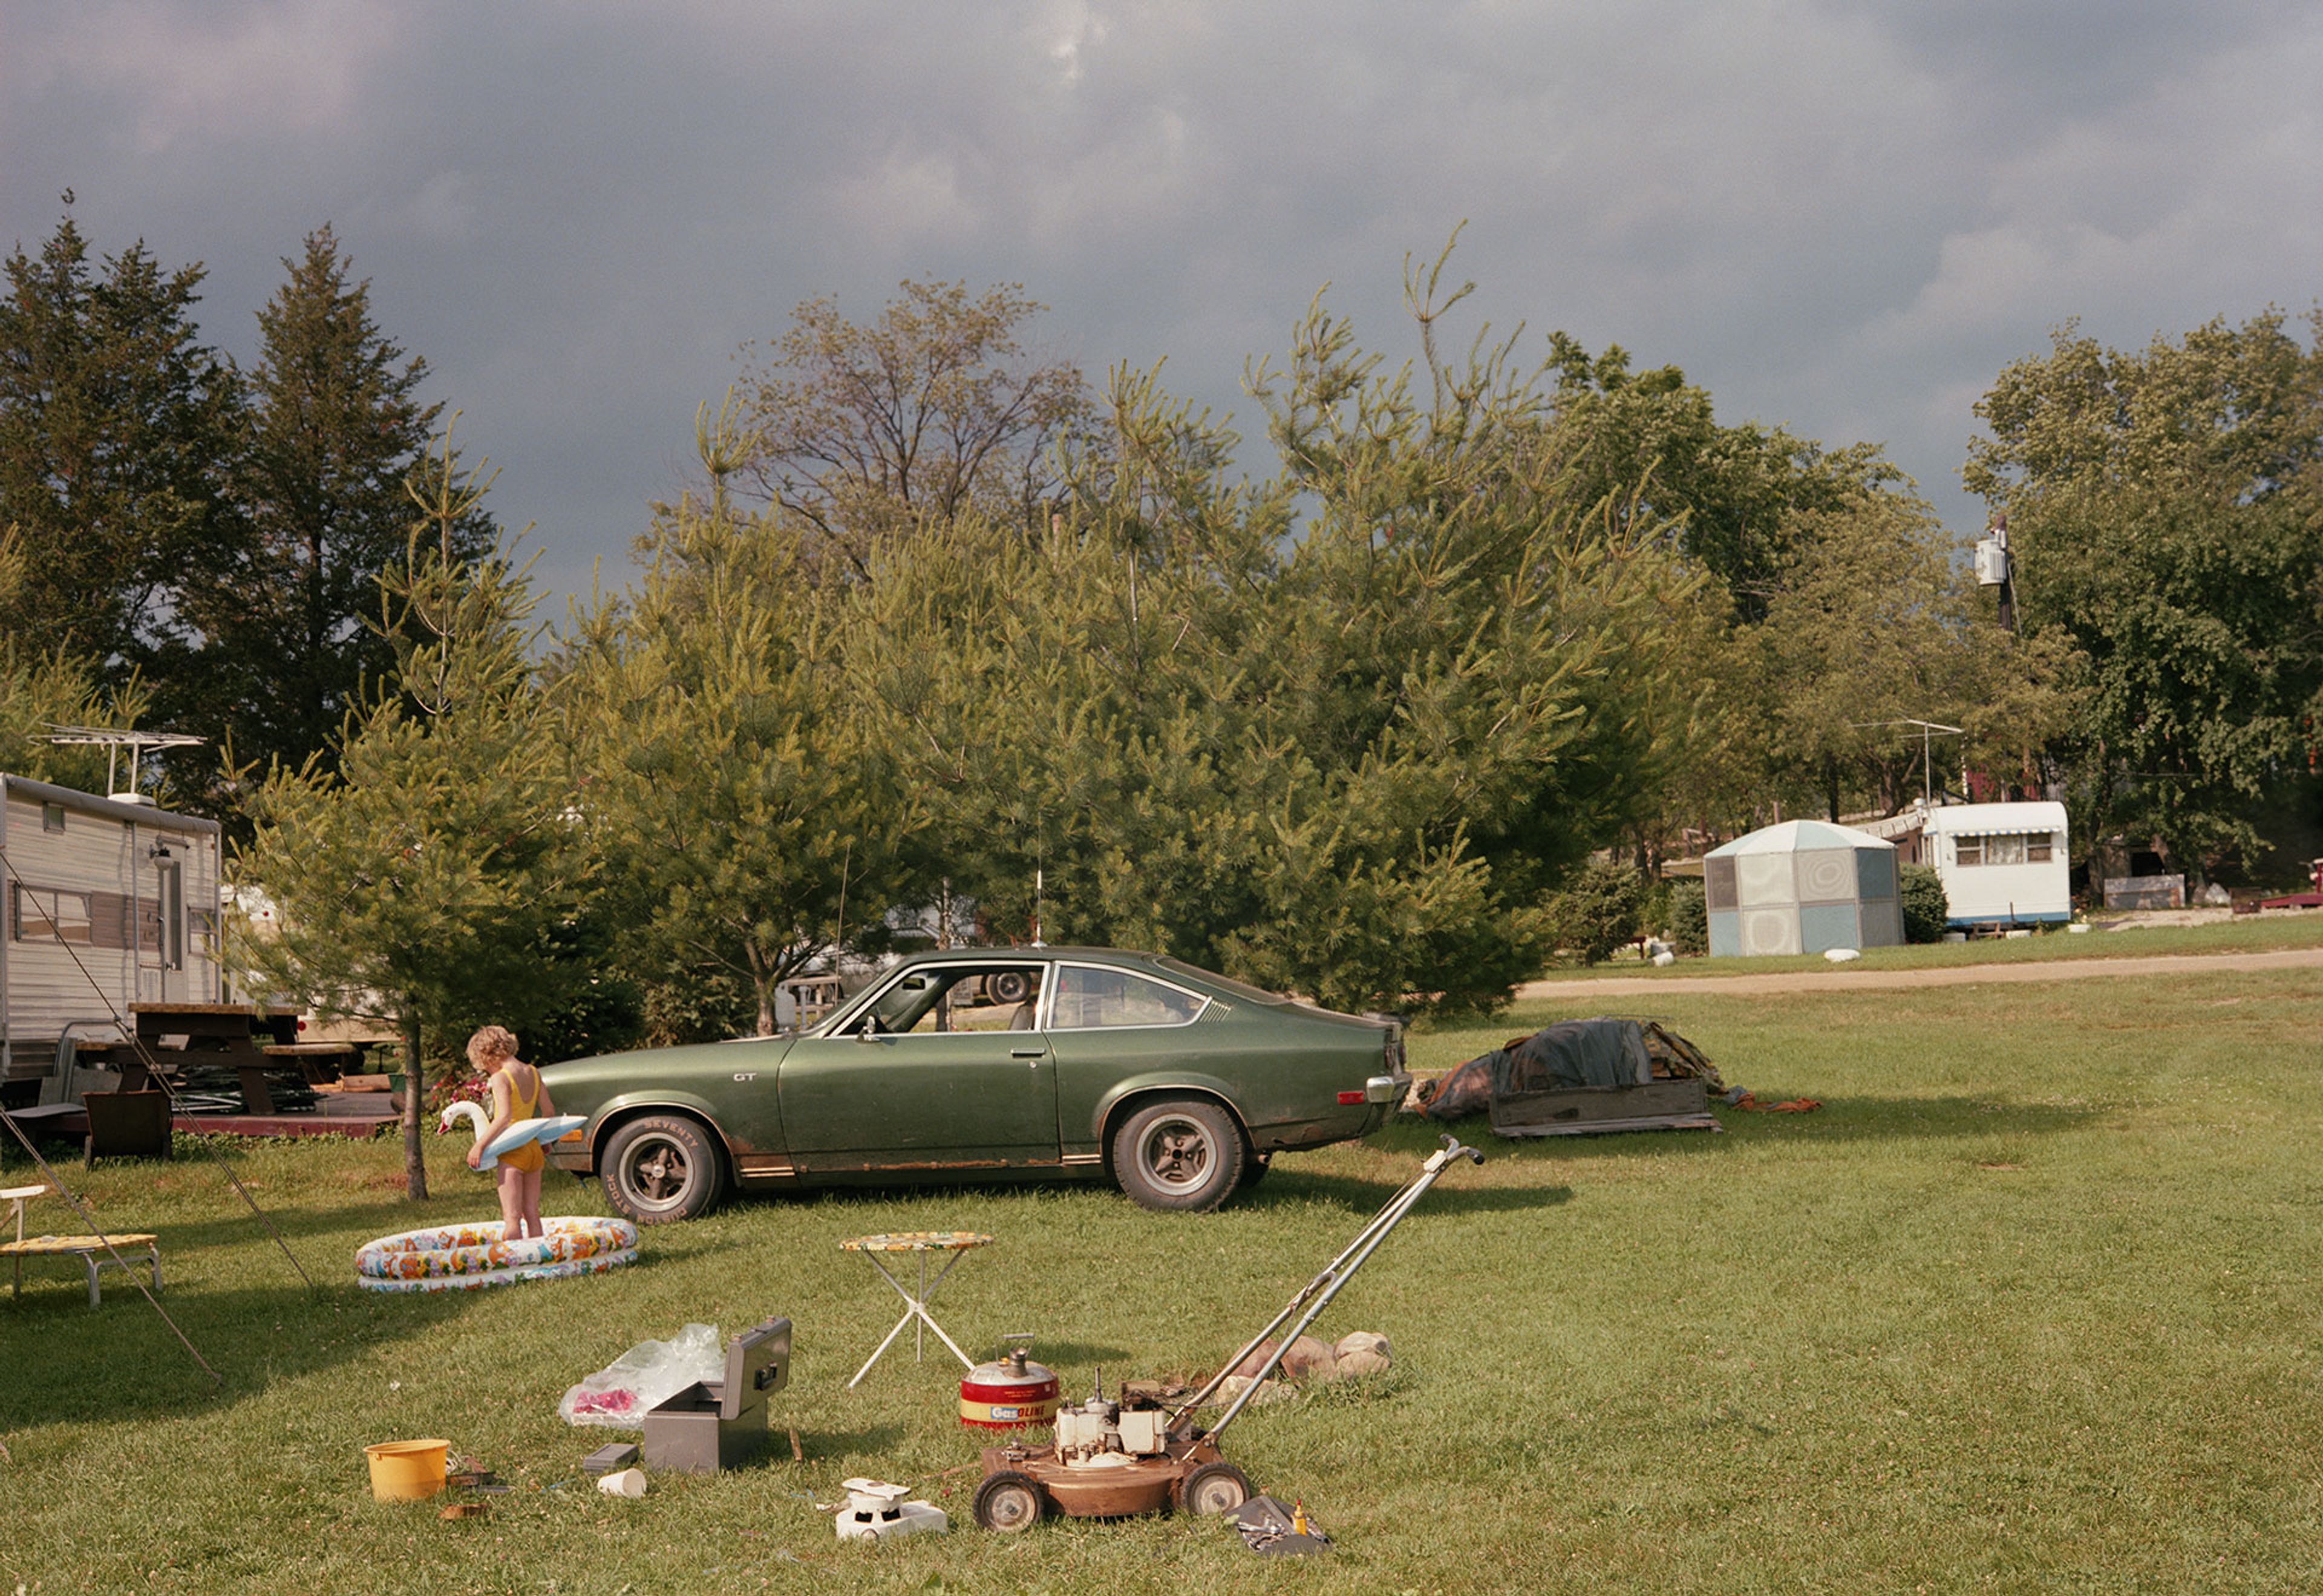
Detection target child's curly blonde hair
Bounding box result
[466,1025,520,1068]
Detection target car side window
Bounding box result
[1049,966,1206,1030]
[865,966,1044,1035]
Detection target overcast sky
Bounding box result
[6,1,2319,606]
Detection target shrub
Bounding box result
[1667,879,1707,955]
[1547,858,1648,965]
[1900,863,1951,942]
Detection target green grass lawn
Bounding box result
[1534,905,2323,982]
[7,955,2323,1593]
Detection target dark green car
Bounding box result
[543,947,1410,1222]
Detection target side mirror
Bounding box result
[855,1016,880,1043]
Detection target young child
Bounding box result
[465,1024,555,1240]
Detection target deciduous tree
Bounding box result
[1964,311,2323,868]
[733,280,1097,577]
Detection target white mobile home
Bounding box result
[0,776,222,1105]
[1923,800,2071,927]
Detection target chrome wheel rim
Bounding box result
[1137,1115,1214,1191]
[619,1135,693,1213]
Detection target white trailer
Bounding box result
[1923,800,2071,927]
[0,775,223,1105]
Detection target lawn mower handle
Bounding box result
[1172,1132,1486,1447]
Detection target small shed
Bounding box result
[1921,800,2071,927]
[0,776,223,1106]
[1705,819,1902,957]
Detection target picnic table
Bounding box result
[125,1002,314,1113]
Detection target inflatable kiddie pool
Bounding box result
[354,1216,638,1293]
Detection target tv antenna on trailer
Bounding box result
[40,725,206,802]
[1849,718,1965,808]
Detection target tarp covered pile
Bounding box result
[1417,1019,1727,1123]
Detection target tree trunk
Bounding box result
[748,945,777,1037]
[400,1009,430,1202]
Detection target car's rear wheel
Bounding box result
[601,1113,726,1224]
[1112,1097,1244,1212]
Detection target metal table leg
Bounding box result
[846,1246,977,1388]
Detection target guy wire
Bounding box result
[0,845,315,1291]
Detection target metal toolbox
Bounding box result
[640,1316,792,1473]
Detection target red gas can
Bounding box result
[959,1338,1061,1429]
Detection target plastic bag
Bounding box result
[558,1322,723,1429]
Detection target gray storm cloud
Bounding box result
[4,0,2316,600]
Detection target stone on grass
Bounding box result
[1330,1330,1392,1379]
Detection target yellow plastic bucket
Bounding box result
[364,1438,449,1501]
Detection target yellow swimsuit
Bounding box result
[497,1067,546,1174]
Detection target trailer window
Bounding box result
[1955,832,2054,868]
[41,802,65,833]
[12,884,93,944]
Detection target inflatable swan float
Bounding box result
[439,1100,588,1171]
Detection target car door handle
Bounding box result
[1011,1048,1043,1061]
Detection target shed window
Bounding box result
[42,802,65,833]
[12,884,93,944]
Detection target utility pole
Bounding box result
[1976,511,2016,633]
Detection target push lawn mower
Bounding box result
[971,1133,1484,1531]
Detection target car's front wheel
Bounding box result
[1112,1097,1244,1212]
[600,1114,727,1224]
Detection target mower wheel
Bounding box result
[1178,1459,1252,1516]
[1238,1151,1271,1189]
[1113,1097,1244,1212]
[973,1469,1049,1532]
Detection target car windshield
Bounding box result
[1155,956,1287,1005]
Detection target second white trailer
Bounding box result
[1922,800,2071,927]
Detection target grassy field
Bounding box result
[6,946,2323,1592]
[1531,905,2323,983]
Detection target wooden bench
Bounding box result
[1,1183,162,1308]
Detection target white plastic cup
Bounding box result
[596,1468,648,1499]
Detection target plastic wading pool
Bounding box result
[354,1217,639,1293]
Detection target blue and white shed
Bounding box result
[1704,819,1903,957]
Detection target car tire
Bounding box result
[1112,1097,1244,1213]
[600,1113,726,1225]
[987,970,1031,1006]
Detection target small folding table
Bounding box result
[838,1230,991,1389]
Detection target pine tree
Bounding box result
[190,226,482,781]
[237,428,588,1199]
[0,203,243,685]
